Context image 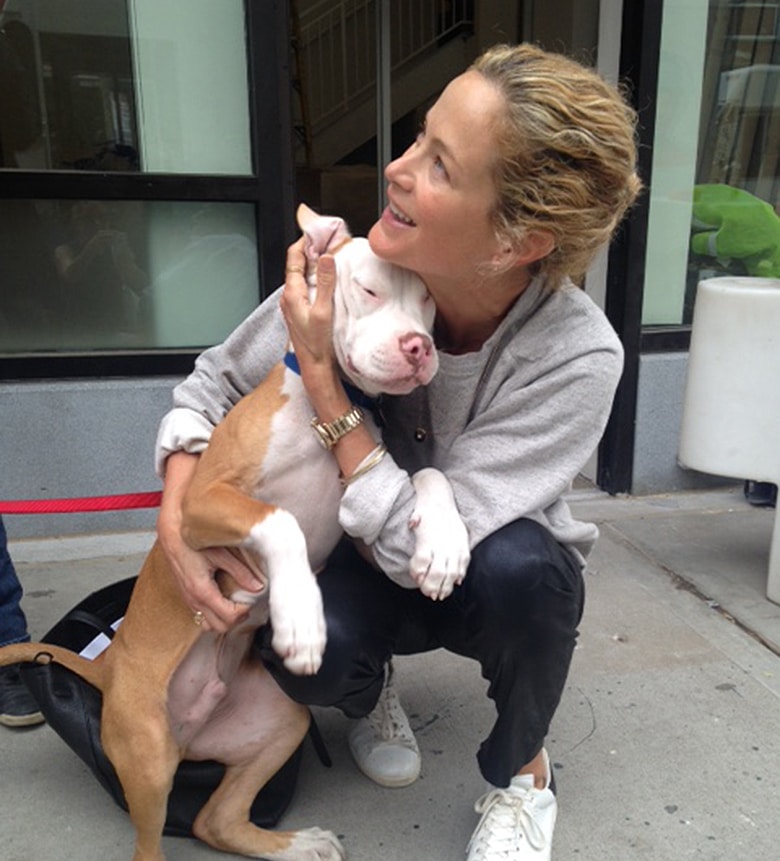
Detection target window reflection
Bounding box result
[0,0,138,172]
[0,200,259,352]
[0,0,251,175]
[686,0,779,322]
[146,204,259,348]
[53,201,147,345]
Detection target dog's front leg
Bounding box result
[409,467,471,601]
[183,483,327,676]
[247,508,327,677]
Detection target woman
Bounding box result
[156,43,641,861]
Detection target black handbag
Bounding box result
[19,576,313,837]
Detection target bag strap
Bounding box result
[65,609,119,642]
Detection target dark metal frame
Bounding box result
[597,0,685,494]
[0,0,296,381]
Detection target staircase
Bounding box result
[291,0,475,168]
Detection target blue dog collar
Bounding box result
[284,351,376,411]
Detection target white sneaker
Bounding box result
[347,662,421,787]
[466,749,557,860]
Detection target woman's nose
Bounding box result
[385,145,414,189]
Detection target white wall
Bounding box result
[1,379,180,538]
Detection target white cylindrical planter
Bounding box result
[679,277,780,603]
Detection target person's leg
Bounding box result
[258,538,432,786]
[423,518,583,861]
[431,517,584,788]
[0,516,44,728]
[0,516,31,648]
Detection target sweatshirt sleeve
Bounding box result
[338,452,421,587]
[155,288,288,475]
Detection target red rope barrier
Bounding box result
[0,492,163,515]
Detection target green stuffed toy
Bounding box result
[691,184,780,278]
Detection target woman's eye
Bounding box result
[363,286,378,298]
[416,120,448,179]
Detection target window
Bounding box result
[1,198,257,352]
[641,0,779,330]
[290,0,476,238]
[0,0,294,376]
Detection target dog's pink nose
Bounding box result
[399,332,433,367]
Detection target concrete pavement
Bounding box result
[2,486,779,860]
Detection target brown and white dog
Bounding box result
[0,204,470,861]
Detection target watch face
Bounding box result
[311,406,364,449]
[310,417,333,448]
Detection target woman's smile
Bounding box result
[387,201,416,226]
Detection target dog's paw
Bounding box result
[270,826,345,860]
[409,468,470,601]
[269,574,327,676]
[409,526,470,601]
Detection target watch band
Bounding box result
[310,405,365,450]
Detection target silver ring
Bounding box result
[193,610,205,626]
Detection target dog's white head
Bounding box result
[297,203,438,397]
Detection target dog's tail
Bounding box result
[0,642,104,690]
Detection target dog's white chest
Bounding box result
[257,371,347,570]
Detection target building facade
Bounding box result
[1,0,778,537]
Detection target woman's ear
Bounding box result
[493,229,555,270]
[514,229,556,267]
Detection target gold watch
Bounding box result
[310,405,364,450]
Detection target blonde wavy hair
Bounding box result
[471,43,642,286]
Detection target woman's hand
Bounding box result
[157,451,260,632]
[280,238,339,386]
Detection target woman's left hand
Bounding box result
[281,236,376,480]
[280,237,339,384]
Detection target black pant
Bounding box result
[260,517,585,787]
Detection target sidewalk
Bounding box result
[2,486,779,860]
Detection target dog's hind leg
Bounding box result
[194,758,345,860]
[101,701,181,861]
[191,667,344,860]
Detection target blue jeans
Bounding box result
[261,517,585,787]
[0,516,31,648]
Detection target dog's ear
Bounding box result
[296,203,352,264]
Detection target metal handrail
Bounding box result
[296,0,473,132]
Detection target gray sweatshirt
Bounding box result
[156,275,623,588]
